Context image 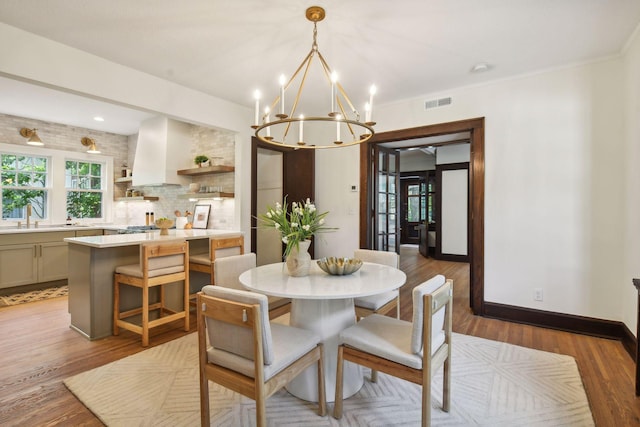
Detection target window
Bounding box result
[1,153,49,220]
[65,160,104,218]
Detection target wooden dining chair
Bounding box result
[334,275,453,427]
[197,286,326,427]
[214,253,291,320]
[353,249,401,319]
[113,240,190,347]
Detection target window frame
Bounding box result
[0,142,113,225]
[1,152,51,220]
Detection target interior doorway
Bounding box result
[251,137,315,264]
[359,118,485,315]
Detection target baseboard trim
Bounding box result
[484,302,637,361]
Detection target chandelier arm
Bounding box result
[283,52,315,140]
[267,49,316,117]
[290,53,314,116]
[336,97,357,139]
[316,50,359,117]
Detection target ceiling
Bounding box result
[0,0,639,135]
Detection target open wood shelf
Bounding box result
[177,192,234,200]
[177,165,235,176]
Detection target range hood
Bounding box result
[132,116,192,186]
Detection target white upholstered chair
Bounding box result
[214,253,291,319]
[353,249,401,319]
[113,240,190,347]
[334,275,453,427]
[197,286,326,427]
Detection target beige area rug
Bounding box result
[64,332,594,426]
[0,285,67,307]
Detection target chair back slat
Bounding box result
[201,285,274,364]
[141,241,188,274]
[429,282,452,314]
[200,295,257,329]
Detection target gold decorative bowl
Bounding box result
[155,218,174,235]
[317,257,363,276]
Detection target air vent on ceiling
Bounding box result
[424,97,452,110]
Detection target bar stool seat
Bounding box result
[113,240,190,347]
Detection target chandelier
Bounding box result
[252,6,376,149]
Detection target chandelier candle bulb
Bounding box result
[299,114,304,142]
[368,85,377,122]
[365,102,371,124]
[254,90,261,126]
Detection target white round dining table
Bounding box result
[239,261,407,402]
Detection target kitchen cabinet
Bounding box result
[0,244,38,287]
[0,231,74,289]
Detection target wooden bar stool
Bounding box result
[189,235,244,302]
[113,240,190,347]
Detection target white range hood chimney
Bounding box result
[132,116,192,186]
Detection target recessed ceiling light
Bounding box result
[471,62,491,73]
[93,116,105,122]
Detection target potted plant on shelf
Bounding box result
[258,197,335,276]
[194,155,209,168]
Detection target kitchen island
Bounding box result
[64,229,242,340]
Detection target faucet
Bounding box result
[26,203,32,229]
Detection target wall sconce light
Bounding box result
[81,137,101,154]
[19,128,44,146]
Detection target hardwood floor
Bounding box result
[0,247,638,426]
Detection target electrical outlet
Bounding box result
[533,288,543,302]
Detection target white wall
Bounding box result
[317,57,629,325]
[623,27,640,335]
[400,150,435,172]
[436,144,470,164]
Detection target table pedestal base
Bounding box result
[287,298,363,402]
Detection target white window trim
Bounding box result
[0,143,114,225]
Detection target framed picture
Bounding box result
[192,204,211,229]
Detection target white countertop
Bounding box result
[0,225,110,235]
[64,229,242,248]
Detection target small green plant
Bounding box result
[194,155,209,166]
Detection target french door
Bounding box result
[373,146,400,252]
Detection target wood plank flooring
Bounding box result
[0,246,638,426]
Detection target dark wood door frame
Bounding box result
[360,117,485,315]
